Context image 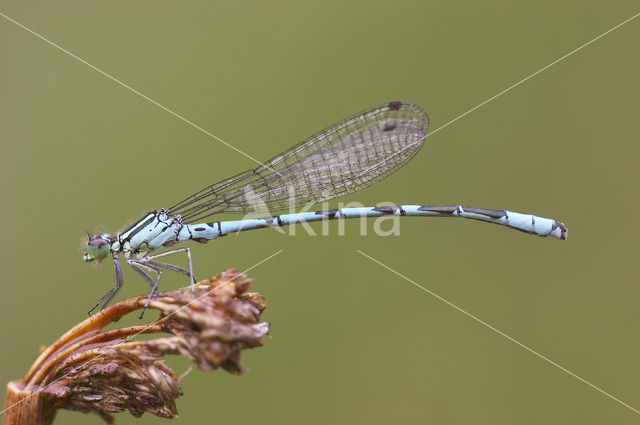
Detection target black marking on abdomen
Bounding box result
[418,205,506,219]
[260,217,275,227]
[462,207,506,219]
[552,221,568,241]
[194,227,206,231]
[418,205,458,214]
[315,209,339,218]
[373,206,398,215]
[275,215,284,226]
[208,221,226,237]
[388,100,402,110]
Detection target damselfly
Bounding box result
[84,101,567,315]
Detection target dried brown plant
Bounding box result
[3,269,269,424]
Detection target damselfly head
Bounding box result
[84,233,112,262]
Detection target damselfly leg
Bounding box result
[88,255,124,315]
[132,248,196,318]
[127,259,163,319]
[145,247,196,286]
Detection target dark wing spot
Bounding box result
[388,100,402,110]
[383,122,397,132]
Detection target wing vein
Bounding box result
[169,101,429,223]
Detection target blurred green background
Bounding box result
[1,1,639,424]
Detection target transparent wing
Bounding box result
[169,100,429,223]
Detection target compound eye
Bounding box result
[86,234,111,261]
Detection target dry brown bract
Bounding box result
[3,269,269,424]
